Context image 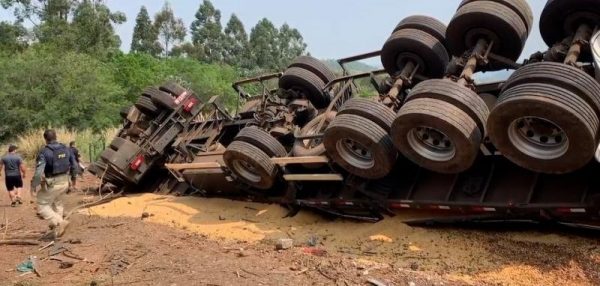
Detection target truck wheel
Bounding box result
[338,98,396,132]
[381,28,449,78]
[479,93,498,110]
[391,98,482,174]
[119,106,132,120]
[540,0,600,51]
[324,114,397,179]
[392,15,447,48]
[488,83,598,174]
[293,113,331,157]
[224,141,278,190]
[279,67,329,109]
[289,56,337,84]
[458,0,533,33]
[446,0,529,62]
[144,87,176,111]
[406,79,489,136]
[159,81,187,97]
[135,96,159,117]
[501,62,600,118]
[235,126,287,157]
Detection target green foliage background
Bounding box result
[0,0,310,142]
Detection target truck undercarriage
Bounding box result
[90,0,600,227]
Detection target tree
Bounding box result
[70,0,126,56]
[0,21,28,52]
[276,23,307,68]
[248,18,279,70]
[131,6,160,56]
[223,14,248,66]
[190,0,225,63]
[171,42,205,59]
[154,2,186,57]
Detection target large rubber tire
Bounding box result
[159,81,187,97]
[288,56,337,84]
[391,98,482,174]
[323,114,397,179]
[279,67,329,109]
[458,0,533,34]
[381,28,449,78]
[540,0,600,50]
[144,87,176,111]
[501,62,600,119]
[119,106,131,120]
[405,79,490,136]
[337,98,396,132]
[135,96,159,117]
[234,126,287,157]
[292,113,331,157]
[488,83,599,174]
[446,0,528,62]
[393,15,447,48]
[223,141,278,190]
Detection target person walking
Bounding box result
[0,145,26,207]
[69,141,84,190]
[31,130,78,238]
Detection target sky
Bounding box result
[1,0,548,66]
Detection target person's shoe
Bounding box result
[16,197,23,205]
[55,220,70,237]
[10,202,16,207]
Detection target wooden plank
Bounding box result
[165,162,221,171]
[283,174,343,182]
[271,156,329,166]
[193,150,226,157]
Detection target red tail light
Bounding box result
[130,155,144,170]
[183,97,198,112]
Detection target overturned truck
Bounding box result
[90,0,600,223]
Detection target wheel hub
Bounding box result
[232,159,261,183]
[336,138,374,169]
[508,117,569,160]
[407,126,456,162]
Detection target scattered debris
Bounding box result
[275,238,293,250]
[302,247,327,256]
[38,241,55,251]
[16,256,41,277]
[410,262,419,271]
[367,278,388,286]
[369,235,393,243]
[66,238,82,244]
[141,212,151,220]
[0,239,40,246]
[307,235,319,246]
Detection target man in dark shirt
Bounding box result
[1,145,26,207]
[69,141,83,189]
[32,130,78,237]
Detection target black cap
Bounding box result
[8,145,18,152]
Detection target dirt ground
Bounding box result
[1,169,600,286]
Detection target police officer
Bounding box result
[31,129,78,238]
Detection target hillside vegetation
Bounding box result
[0,0,309,142]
